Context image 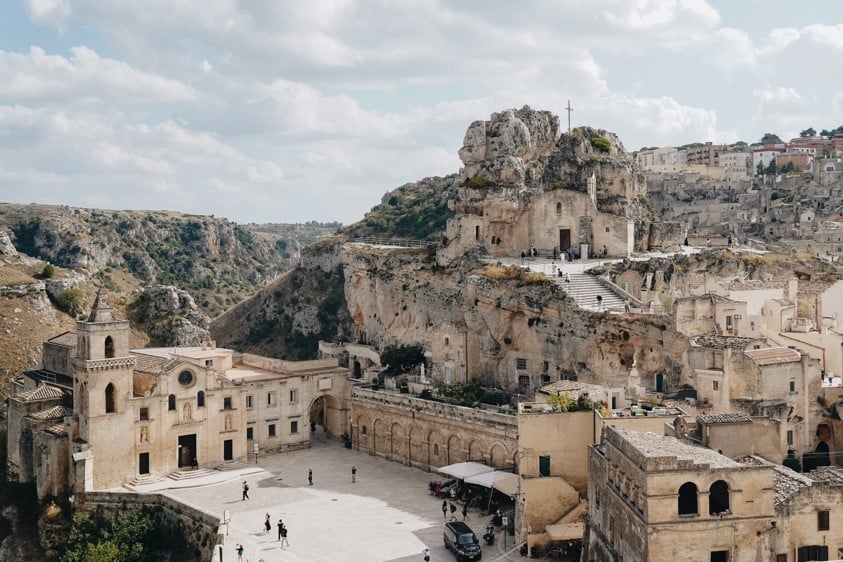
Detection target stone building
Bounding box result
[440,106,661,264]
[584,425,777,562]
[7,291,349,497]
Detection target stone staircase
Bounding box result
[124,473,166,491]
[169,467,218,481]
[215,459,247,471]
[556,273,626,312]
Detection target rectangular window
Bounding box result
[516,358,527,370]
[725,315,733,330]
[789,380,796,393]
[713,381,719,391]
[246,395,254,409]
[291,420,299,434]
[289,389,298,404]
[776,555,786,562]
[787,430,793,446]
[223,397,232,410]
[267,392,276,406]
[246,427,253,440]
[139,407,149,421]
[711,551,729,562]
[518,375,530,392]
[268,424,276,438]
[444,336,449,347]
[818,510,830,531]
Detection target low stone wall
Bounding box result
[76,491,221,561]
[350,388,517,470]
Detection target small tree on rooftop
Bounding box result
[380,344,425,374]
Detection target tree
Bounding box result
[759,133,782,145]
[800,127,816,137]
[780,161,796,173]
[57,289,85,317]
[756,161,765,176]
[591,137,611,154]
[766,158,777,176]
[380,344,425,374]
[41,263,56,278]
[820,129,832,138]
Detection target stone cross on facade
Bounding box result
[565,100,573,133]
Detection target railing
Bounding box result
[598,275,643,308]
[348,237,435,248]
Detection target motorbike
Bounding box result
[482,524,495,545]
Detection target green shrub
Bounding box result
[41,263,56,278]
[57,289,85,318]
[467,176,491,188]
[591,137,611,154]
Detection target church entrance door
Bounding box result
[178,434,196,469]
[559,229,571,251]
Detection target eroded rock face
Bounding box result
[136,285,210,346]
[0,229,18,258]
[459,106,562,187]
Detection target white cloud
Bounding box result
[0,46,197,104]
[26,0,72,32]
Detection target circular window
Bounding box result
[178,370,194,386]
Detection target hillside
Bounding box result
[0,204,340,317]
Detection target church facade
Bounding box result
[6,291,349,497]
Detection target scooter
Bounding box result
[483,524,495,545]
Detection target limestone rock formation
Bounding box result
[131,285,211,347]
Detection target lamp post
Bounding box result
[253,442,259,464]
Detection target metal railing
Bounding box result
[348,237,434,248]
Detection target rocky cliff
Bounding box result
[0,204,327,316]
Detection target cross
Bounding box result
[565,100,573,133]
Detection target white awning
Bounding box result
[437,461,494,480]
[545,522,584,541]
[465,470,519,496]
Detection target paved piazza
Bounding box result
[145,431,518,562]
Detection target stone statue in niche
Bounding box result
[139,427,148,443]
[183,402,192,422]
[224,414,232,430]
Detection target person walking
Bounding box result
[277,518,284,541]
[423,547,431,561]
[441,499,448,519]
[624,299,630,313]
[596,294,603,309]
[264,513,271,534]
[462,502,469,521]
[242,481,249,500]
[308,468,313,485]
[280,521,289,548]
[351,465,357,483]
[236,544,244,561]
[449,502,457,521]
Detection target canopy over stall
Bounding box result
[465,470,519,496]
[437,462,494,480]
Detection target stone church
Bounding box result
[6,290,349,498]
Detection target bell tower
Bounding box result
[72,287,135,490]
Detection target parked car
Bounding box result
[444,521,482,561]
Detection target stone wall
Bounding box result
[350,388,516,470]
[76,491,221,561]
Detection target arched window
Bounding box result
[197,391,205,408]
[709,480,730,515]
[678,482,698,515]
[556,202,562,215]
[104,336,114,358]
[168,394,176,411]
[361,425,367,435]
[105,383,115,414]
[433,443,440,456]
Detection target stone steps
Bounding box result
[556,274,626,311]
[169,467,217,481]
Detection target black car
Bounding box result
[444,521,482,561]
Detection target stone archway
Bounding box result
[373,419,389,457]
[489,443,509,469]
[468,439,485,463]
[355,414,371,452]
[409,425,425,468]
[447,435,465,464]
[390,422,406,463]
[428,429,445,468]
[308,393,345,438]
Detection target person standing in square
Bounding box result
[308,468,313,485]
[351,465,357,483]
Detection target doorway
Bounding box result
[139,452,149,475]
[177,434,196,469]
[559,229,571,251]
[223,439,233,461]
[655,373,664,393]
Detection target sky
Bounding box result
[1,1,842,225]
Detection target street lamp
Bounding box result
[253,442,259,464]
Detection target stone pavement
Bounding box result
[137,431,526,562]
